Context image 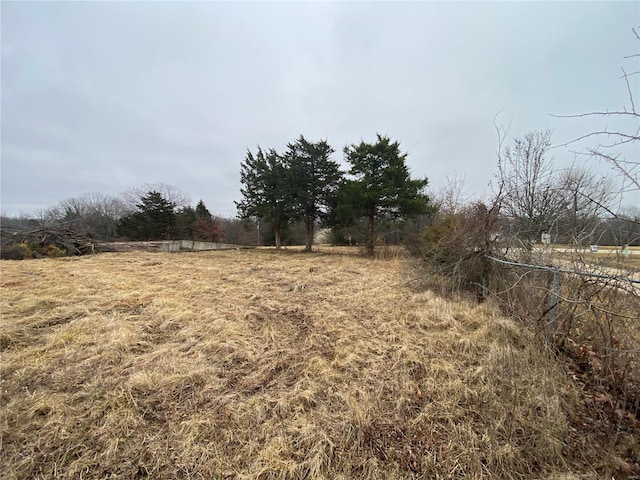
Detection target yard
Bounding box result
[0,248,636,478]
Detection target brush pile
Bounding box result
[0,225,98,259]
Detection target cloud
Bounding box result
[2,1,638,216]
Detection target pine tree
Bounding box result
[285,135,342,252]
[191,199,223,242]
[117,191,176,240]
[195,200,213,222]
[236,147,295,250]
[342,134,431,255]
[175,206,197,239]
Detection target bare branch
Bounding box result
[587,149,640,190]
[549,111,639,119]
[576,190,640,226]
[553,130,640,149]
[621,67,637,113]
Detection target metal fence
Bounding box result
[485,255,640,342]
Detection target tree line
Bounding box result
[2,128,637,258]
[2,84,638,259]
[236,134,432,255]
[2,126,637,258]
[494,129,639,247]
[1,133,433,256]
[0,183,233,245]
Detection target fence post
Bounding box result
[485,254,640,343]
[548,269,559,343]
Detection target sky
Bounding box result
[1,1,639,218]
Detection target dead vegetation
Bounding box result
[0,248,636,478]
[0,225,98,259]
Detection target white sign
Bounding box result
[590,245,598,253]
[541,233,551,245]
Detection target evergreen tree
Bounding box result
[342,134,431,255]
[117,191,176,240]
[285,135,342,252]
[195,199,213,222]
[236,147,295,250]
[175,206,197,239]
[330,179,365,245]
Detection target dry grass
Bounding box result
[535,245,640,272]
[0,248,619,478]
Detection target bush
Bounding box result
[1,241,67,260]
[41,244,67,257]
[1,243,37,260]
[422,202,501,296]
[422,213,459,263]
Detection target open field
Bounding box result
[1,249,637,478]
[534,245,640,271]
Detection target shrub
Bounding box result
[423,202,500,296]
[0,242,37,260]
[41,244,67,257]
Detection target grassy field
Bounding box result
[534,245,640,271]
[0,248,635,478]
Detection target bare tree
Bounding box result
[45,193,128,239]
[496,129,565,244]
[121,182,191,213]
[597,206,640,246]
[552,27,639,222]
[430,173,471,217]
[557,162,615,245]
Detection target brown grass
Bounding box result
[534,245,640,272]
[0,248,621,478]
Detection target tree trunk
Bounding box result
[275,228,282,251]
[366,213,375,256]
[305,216,314,252]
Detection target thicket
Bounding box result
[1,242,65,260]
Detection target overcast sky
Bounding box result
[2,1,638,217]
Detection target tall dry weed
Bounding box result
[0,249,623,478]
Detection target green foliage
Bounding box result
[1,242,66,260]
[341,134,432,255]
[195,200,213,222]
[236,134,432,253]
[173,200,225,242]
[236,147,296,250]
[285,135,342,252]
[1,243,36,260]
[192,200,224,242]
[117,191,176,240]
[174,206,197,239]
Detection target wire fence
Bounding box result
[479,251,640,413]
[485,255,640,342]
